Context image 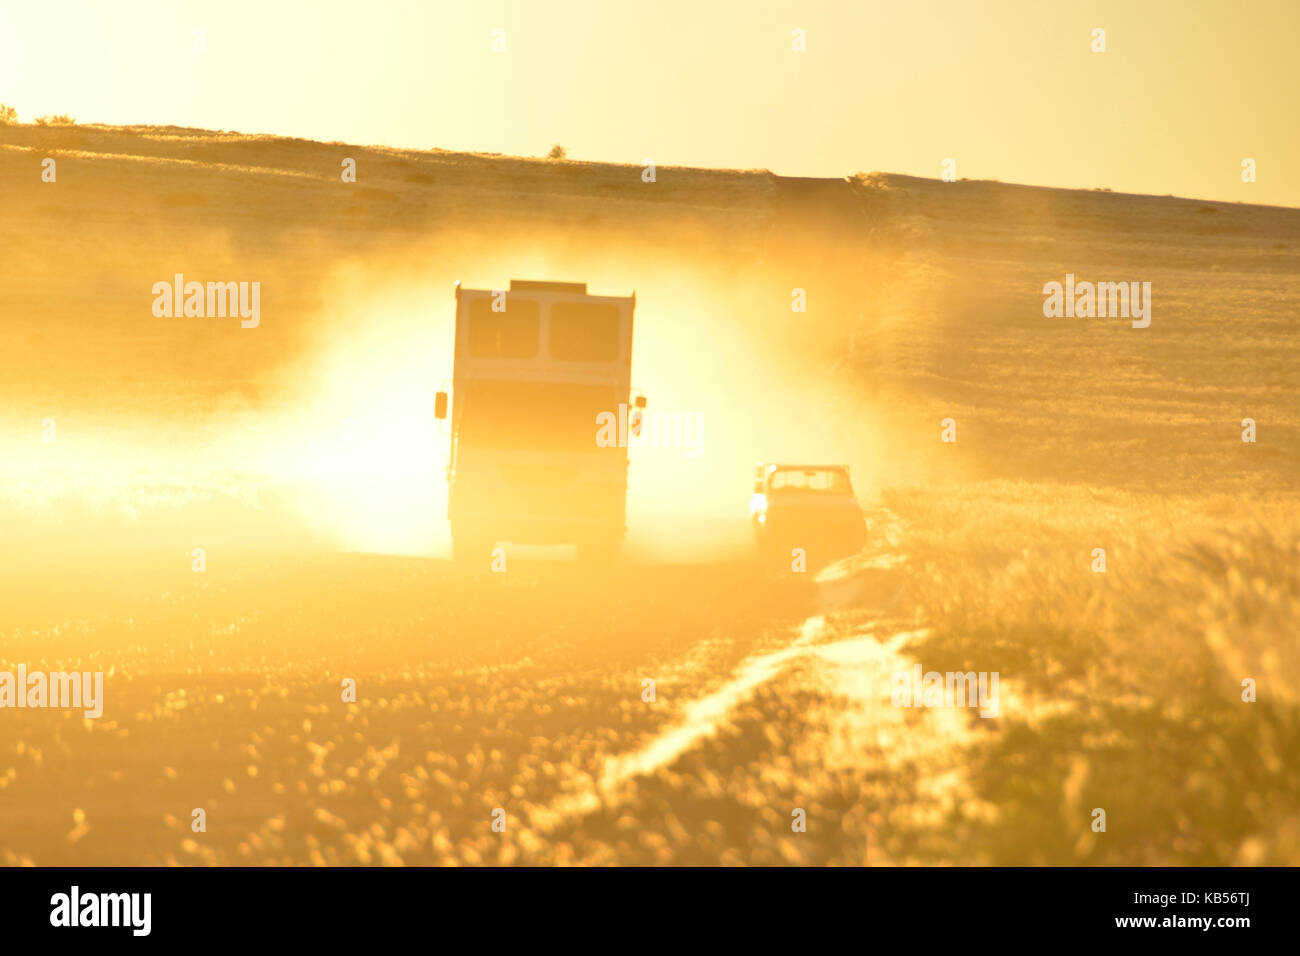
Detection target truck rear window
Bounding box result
[549,302,621,361]
[770,470,851,493]
[467,297,540,358]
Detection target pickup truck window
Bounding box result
[769,469,851,494]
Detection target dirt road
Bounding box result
[2,508,974,866]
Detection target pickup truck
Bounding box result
[749,463,866,562]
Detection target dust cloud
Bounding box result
[220,221,896,562]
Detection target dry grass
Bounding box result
[883,483,1300,863]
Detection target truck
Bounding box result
[435,279,644,564]
[749,463,867,563]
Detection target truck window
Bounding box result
[467,297,540,358]
[770,469,851,493]
[549,302,621,361]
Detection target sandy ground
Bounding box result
[1,124,1298,864]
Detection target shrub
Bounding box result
[547,144,566,160]
[0,103,17,124]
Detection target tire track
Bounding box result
[528,509,938,835]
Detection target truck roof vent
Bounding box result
[510,279,588,294]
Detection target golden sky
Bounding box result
[2,0,1296,206]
